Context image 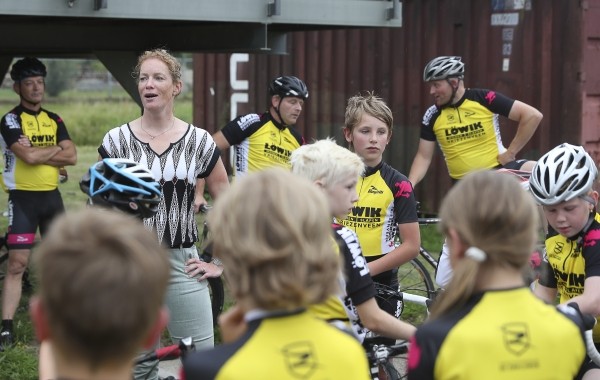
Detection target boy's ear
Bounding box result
[142,307,169,349]
[313,179,325,189]
[29,296,50,342]
[343,127,352,142]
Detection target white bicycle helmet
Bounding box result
[423,56,465,82]
[529,143,598,206]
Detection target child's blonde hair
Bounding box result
[430,170,539,319]
[208,168,341,310]
[290,138,364,187]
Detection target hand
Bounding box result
[497,150,516,166]
[58,167,68,183]
[18,135,32,147]
[185,257,223,281]
[194,196,208,214]
[218,305,247,343]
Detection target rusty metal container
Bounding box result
[193,0,600,212]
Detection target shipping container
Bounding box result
[193,0,600,212]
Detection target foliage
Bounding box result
[44,60,79,97]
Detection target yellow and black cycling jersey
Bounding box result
[309,224,376,342]
[220,112,304,177]
[182,309,370,380]
[338,161,418,258]
[538,212,600,342]
[0,105,71,191]
[408,287,587,380]
[421,88,515,180]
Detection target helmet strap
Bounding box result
[574,212,595,250]
[272,96,289,127]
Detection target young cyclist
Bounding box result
[290,138,416,342]
[338,93,420,319]
[182,168,370,379]
[31,208,170,380]
[529,143,600,379]
[408,170,589,380]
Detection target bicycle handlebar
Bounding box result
[134,337,195,365]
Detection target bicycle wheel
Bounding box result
[207,276,225,327]
[397,257,435,325]
[376,360,404,380]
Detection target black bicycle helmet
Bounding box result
[10,57,47,82]
[423,56,465,82]
[268,76,309,100]
[79,158,162,219]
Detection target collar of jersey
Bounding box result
[363,161,384,177]
[245,307,305,322]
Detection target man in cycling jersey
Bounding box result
[195,75,308,205]
[408,56,542,287]
[0,57,77,350]
[529,143,600,379]
[32,208,170,380]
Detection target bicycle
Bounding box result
[197,204,225,327]
[135,336,196,380]
[364,334,408,380]
[395,214,440,325]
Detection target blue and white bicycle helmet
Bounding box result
[423,56,465,82]
[529,143,598,206]
[79,158,161,219]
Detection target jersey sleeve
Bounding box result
[220,113,263,145]
[195,127,222,179]
[420,105,439,141]
[0,108,23,147]
[468,88,515,117]
[334,226,376,306]
[381,165,418,225]
[583,222,600,278]
[407,332,435,380]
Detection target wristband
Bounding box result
[211,257,223,267]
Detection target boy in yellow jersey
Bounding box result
[291,138,415,343]
[408,170,589,380]
[339,93,420,332]
[529,143,600,379]
[182,168,370,380]
[0,57,77,350]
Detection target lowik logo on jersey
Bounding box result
[501,322,530,356]
[282,341,317,378]
[464,110,475,117]
[337,227,369,276]
[394,180,412,198]
[263,143,293,163]
[236,113,260,131]
[444,122,485,144]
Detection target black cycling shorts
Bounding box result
[7,189,65,250]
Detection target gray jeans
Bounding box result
[133,246,214,380]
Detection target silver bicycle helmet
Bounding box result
[529,143,598,206]
[79,158,162,219]
[423,56,465,82]
[269,76,309,100]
